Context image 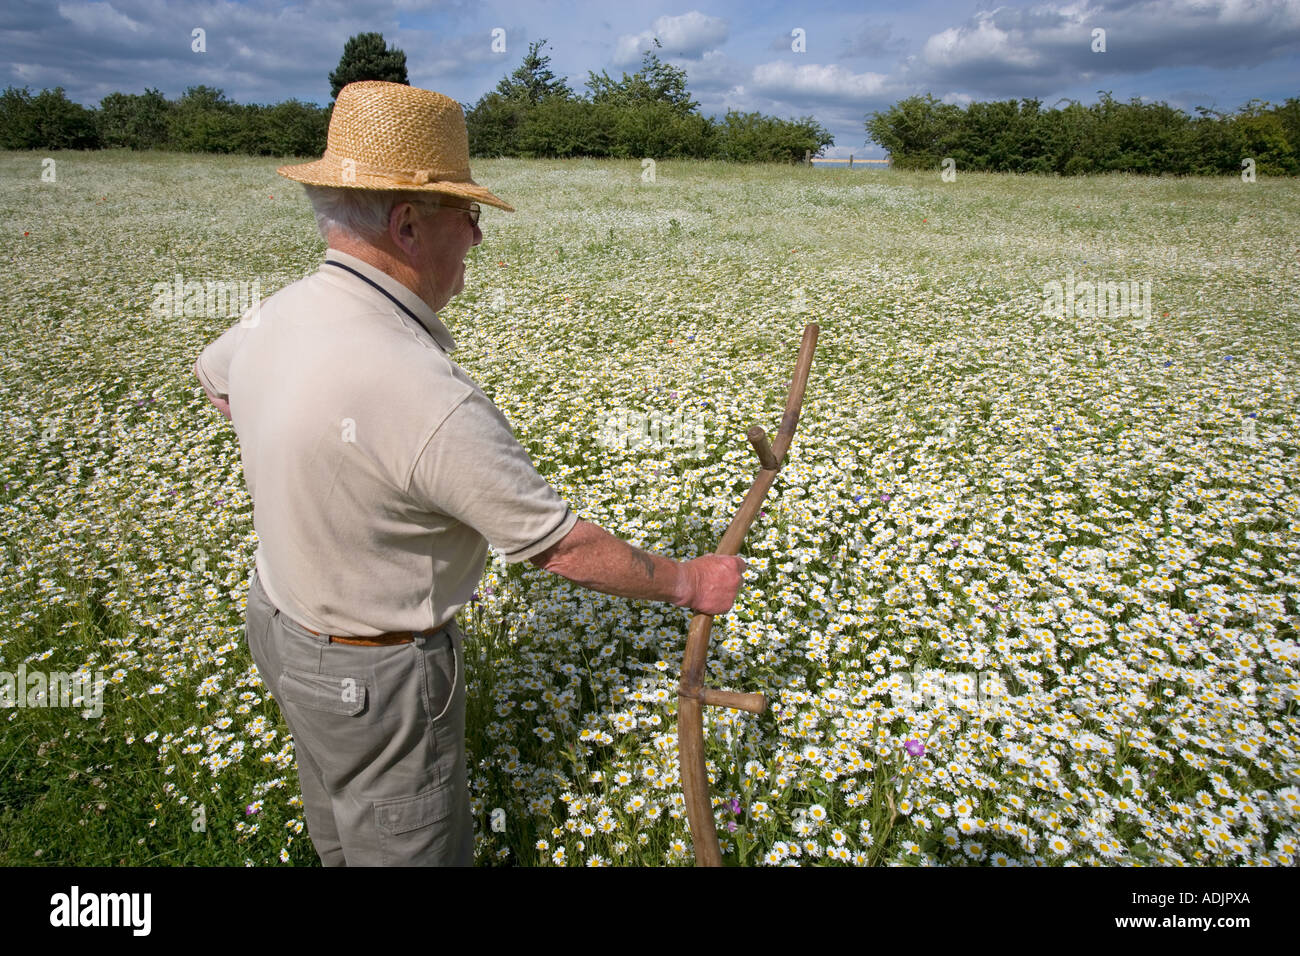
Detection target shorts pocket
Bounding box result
[375,778,460,865]
[279,668,368,716]
[375,779,454,834]
[419,632,458,724]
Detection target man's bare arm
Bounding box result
[529,519,745,615]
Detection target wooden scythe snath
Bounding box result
[677,322,820,866]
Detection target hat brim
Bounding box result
[277,157,515,212]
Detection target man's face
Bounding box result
[403,198,482,312]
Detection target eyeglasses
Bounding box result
[419,199,480,228]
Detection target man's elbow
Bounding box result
[528,520,591,574]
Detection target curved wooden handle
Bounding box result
[677,322,819,867]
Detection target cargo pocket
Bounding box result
[374,777,457,865]
[279,669,368,716]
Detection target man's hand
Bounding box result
[204,390,232,420]
[194,358,231,420]
[671,554,747,616]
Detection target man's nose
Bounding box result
[471,223,482,246]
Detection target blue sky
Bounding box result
[3,0,1297,157]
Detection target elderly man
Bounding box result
[192,81,745,866]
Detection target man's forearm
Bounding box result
[531,520,690,606]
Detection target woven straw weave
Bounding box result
[278,80,514,211]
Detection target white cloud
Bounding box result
[922,10,1048,69]
[751,61,890,100]
[612,11,728,65]
[56,1,147,36]
[10,62,46,82]
[907,0,1300,96]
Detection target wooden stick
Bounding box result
[677,322,819,867]
[747,427,778,470]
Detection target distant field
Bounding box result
[1,150,1297,866]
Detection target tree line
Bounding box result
[2,26,1295,175]
[464,38,833,162]
[0,84,330,156]
[866,92,1300,175]
[0,37,833,164]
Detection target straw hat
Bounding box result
[278,80,514,212]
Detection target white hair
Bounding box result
[300,184,439,243]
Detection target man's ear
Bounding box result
[388,200,423,258]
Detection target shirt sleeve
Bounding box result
[408,386,578,563]
[193,319,247,399]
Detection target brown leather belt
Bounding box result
[299,625,446,647]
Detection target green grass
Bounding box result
[1,151,1297,866]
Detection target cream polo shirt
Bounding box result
[194,248,577,637]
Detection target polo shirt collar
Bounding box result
[318,247,458,354]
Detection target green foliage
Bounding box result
[228,100,331,157]
[493,38,573,105]
[168,86,242,154]
[586,39,699,119]
[466,92,526,158]
[866,94,963,170]
[866,91,1300,175]
[517,98,614,158]
[716,110,834,163]
[328,32,409,101]
[264,99,331,157]
[0,84,331,156]
[1233,108,1297,175]
[5,64,1293,177]
[0,86,99,149]
[468,40,575,158]
[465,37,828,162]
[607,101,714,159]
[96,89,171,149]
[1274,98,1300,160]
[1188,108,1244,175]
[0,87,33,149]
